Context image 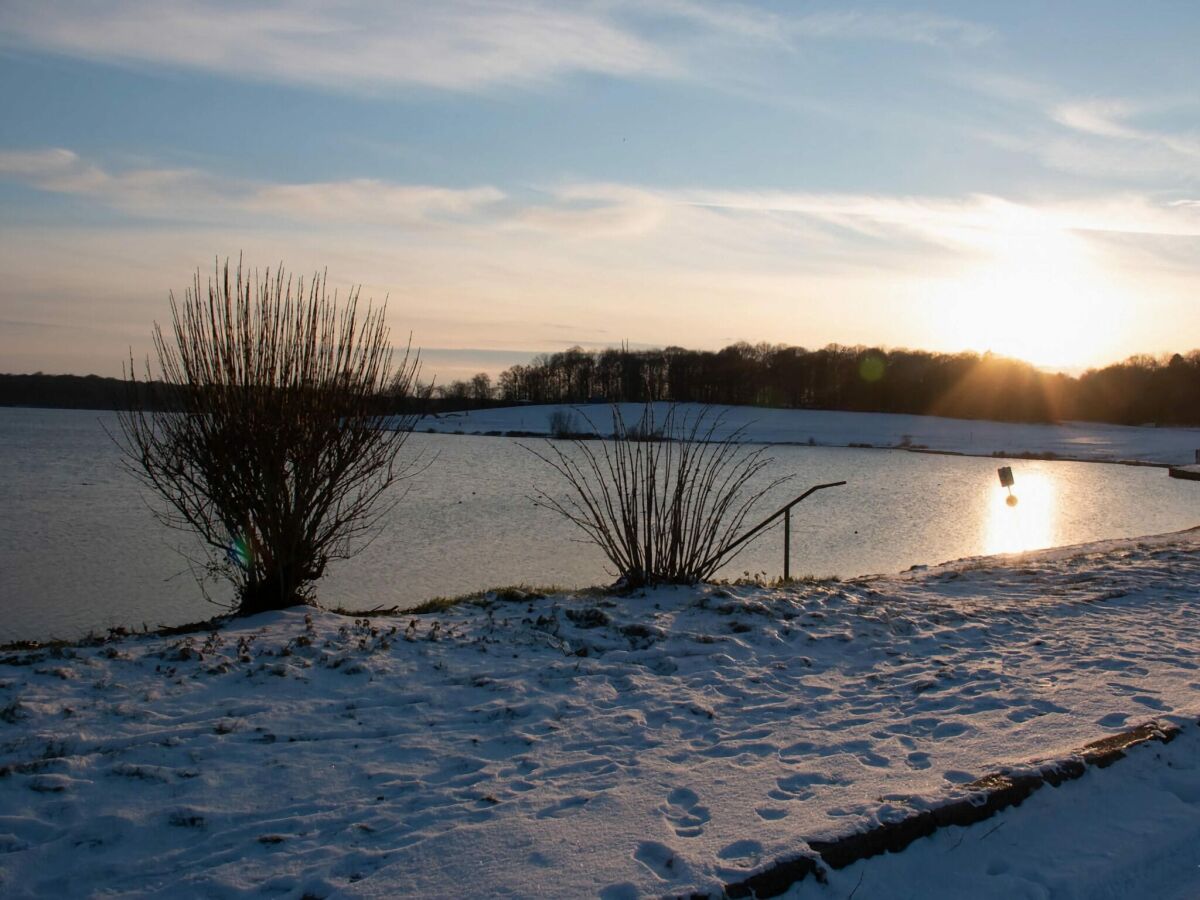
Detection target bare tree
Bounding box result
[525,404,789,587]
[118,258,425,616]
[470,372,493,402]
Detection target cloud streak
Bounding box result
[0,0,678,92]
[6,147,1200,257]
[785,9,993,46]
[1051,98,1200,176]
[7,147,1200,249]
[0,148,504,225]
[1,0,994,94]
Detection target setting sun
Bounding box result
[926,225,1130,370]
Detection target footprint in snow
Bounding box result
[599,884,639,900]
[1131,694,1169,711]
[755,806,789,821]
[930,721,970,739]
[661,787,710,837]
[536,795,589,819]
[1105,681,1144,696]
[634,841,679,880]
[718,839,763,866]
[770,771,844,801]
[1006,706,1047,724]
[906,751,932,770]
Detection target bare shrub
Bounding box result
[525,404,789,587]
[624,407,664,441]
[547,408,582,438]
[117,258,425,616]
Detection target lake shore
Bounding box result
[416,402,1200,467]
[2,527,1198,897]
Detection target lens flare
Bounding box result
[226,534,253,570]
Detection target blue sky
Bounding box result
[2,1,1198,380]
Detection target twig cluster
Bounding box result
[525,405,790,587]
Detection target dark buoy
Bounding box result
[998,466,1018,506]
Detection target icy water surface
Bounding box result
[2,407,1198,641]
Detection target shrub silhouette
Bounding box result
[547,408,583,438]
[118,258,424,616]
[526,404,789,587]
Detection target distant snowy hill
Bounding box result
[414,403,1200,466]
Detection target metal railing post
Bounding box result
[698,480,846,578]
[784,507,791,581]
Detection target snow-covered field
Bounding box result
[418,403,1200,466]
[2,529,1199,897]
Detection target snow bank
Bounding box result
[416,403,1200,466]
[1,529,1199,897]
[790,725,1200,899]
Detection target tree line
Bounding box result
[0,371,437,415]
[6,342,1200,426]
[480,343,1200,426]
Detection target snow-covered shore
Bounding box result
[789,723,1200,900]
[2,529,1199,897]
[417,403,1200,466]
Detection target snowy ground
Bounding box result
[787,728,1200,900]
[2,529,1199,898]
[417,403,1200,466]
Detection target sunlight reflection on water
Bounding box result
[985,471,1056,555]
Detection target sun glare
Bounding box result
[926,226,1130,370]
[984,469,1056,556]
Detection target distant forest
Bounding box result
[4,343,1200,426]
[460,344,1200,427]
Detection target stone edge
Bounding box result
[704,718,1183,900]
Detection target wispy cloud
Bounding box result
[971,77,1200,184]
[515,182,1200,251]
[687,187,1200,240]
[1,1,994,94]
[0,148,504,225]
[1053,100,1142,140]
[7,147,1200,253]
[1049,98,1200,177]
[647,1,992,47]
[511,184,668,237]
[249,182,505,225]
[0,0,678,92]
[785,10,993,47]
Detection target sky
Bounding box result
[1,1,1198,382]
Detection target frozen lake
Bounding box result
[2,406,1198,642]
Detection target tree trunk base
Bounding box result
[236,574,311,616]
